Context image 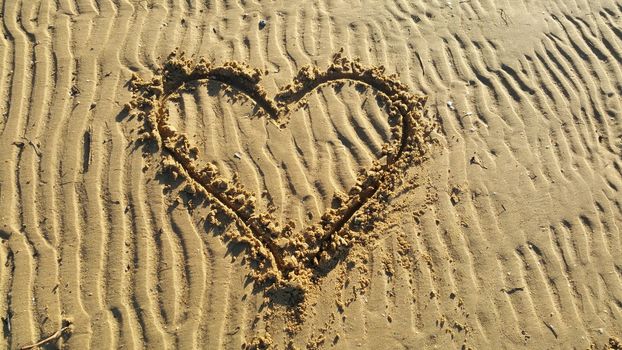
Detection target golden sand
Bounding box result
[1,0,621,349]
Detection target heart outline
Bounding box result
[128,51,434,297]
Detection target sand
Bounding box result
[0,0,621,349]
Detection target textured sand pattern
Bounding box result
[0,0,621,349]
[127,53,434,298]
[165,79,393,226]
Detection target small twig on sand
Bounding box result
[469,155,488,169]
[499,9,510,26]
[20,325,71,350]
[543,321,558,339]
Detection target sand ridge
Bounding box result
[128,50,437,304]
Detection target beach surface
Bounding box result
[0,0,621,348]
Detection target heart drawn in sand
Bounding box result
[128,52,434,297]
